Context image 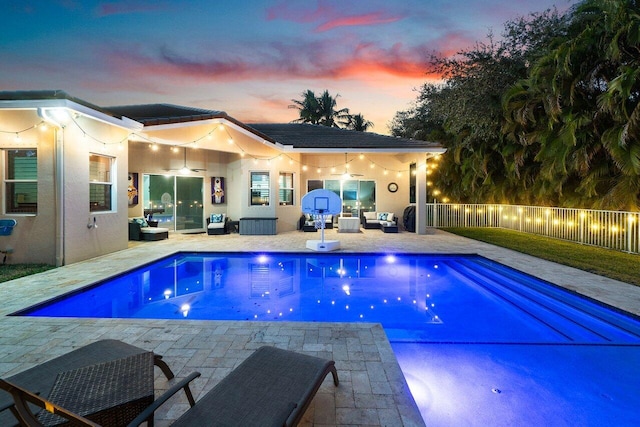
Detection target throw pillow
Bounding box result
[377,212,388,221]
[387,213,394,222]
[211,213,223,223]
[363,212,377,220]
[134,217,149,227]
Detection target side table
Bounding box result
[37,352,154,427]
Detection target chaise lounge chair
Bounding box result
[2,345,338,427]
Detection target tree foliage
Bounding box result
[392,0,640,211]
[291,90,373,131]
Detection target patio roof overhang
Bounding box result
[1,92,446,157]
[0,90,142,131]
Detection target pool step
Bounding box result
[446,258,640,344]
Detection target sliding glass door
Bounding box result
[312,179,376,218]
[143,174,204,232]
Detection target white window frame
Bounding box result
[250,171,270,206]
[89,153,115,212]
[3,148,38,215]
[278,172,294,206]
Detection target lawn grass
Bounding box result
[443,227,640,287]
[0,264,55,283]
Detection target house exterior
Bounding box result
[0,91,444,266]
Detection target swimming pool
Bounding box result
[13,252,640,425]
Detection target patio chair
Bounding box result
[2,345,337,427]
[0,339,190,427]
[130,345,339,427]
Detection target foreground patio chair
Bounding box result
[0,339,192,427]
[131,345,339,427]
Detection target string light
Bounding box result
[1,117,421,175]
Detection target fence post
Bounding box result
[433,201,438,229]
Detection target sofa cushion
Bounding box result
[140,227,169,234]
[387,213,394,222]
[208,221,225,229]
[363,212,377,221]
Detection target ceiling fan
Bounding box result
[168,147,206,173]
[331,153,363,178]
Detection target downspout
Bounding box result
[54,127,65,266]
[39,108,65,266]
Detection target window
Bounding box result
[90,154,114,212]
[306,179,375,217]
[250,171,270,206]
[278,172,294,205]
[307,180,323,192]
[4,149,37,214]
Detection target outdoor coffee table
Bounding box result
[36,352,155,427]
[381,222,398,233]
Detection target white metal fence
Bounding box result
[426,204,640,254]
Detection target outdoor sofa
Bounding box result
[361,211,397,229]
[128,217,169,241]
[299,213,334,232]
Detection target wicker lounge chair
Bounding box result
[0,339,191,427]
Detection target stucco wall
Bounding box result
[0,110,57,264]
[62,116,130,264]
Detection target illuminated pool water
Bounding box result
[14,252,640,425]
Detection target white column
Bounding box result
[415,158,427,234]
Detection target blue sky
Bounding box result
[1,0,576,133]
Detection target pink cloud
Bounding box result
[103,40,434,83]
[266,0,404,32]
[96,27,481,92]
[316,12,402,32]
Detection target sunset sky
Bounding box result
[2,0,576,134]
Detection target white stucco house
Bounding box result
[0,91,444,265]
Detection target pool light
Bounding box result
[180,304,190,317]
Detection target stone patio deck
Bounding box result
[1,228,638,426]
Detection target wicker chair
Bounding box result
[0,340,192,427]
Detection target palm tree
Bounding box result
[290,90,321,125]
[316,90,350,128]
[345,113,374,132]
